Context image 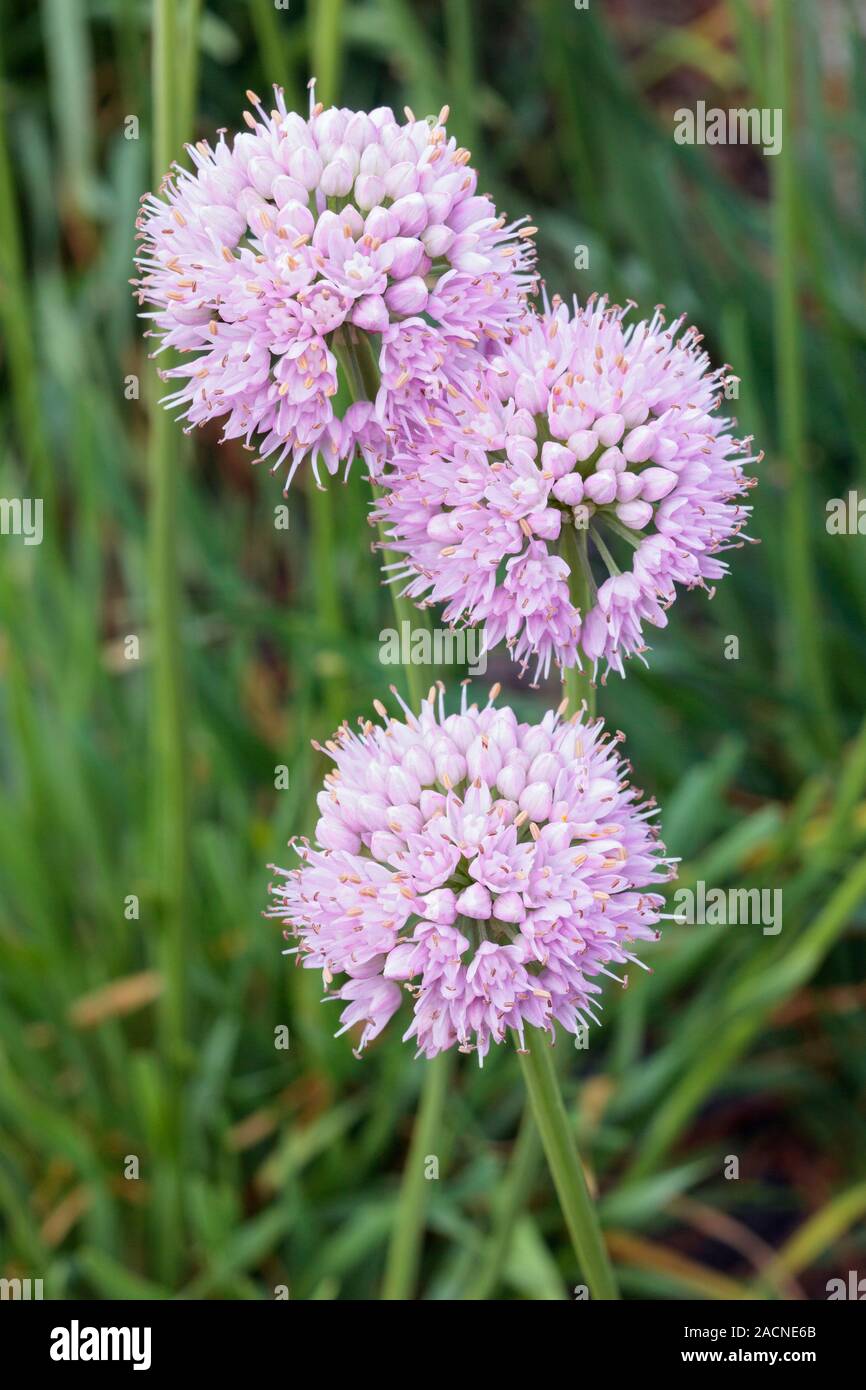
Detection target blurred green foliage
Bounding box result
[0,0,865,1299]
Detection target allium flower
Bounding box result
[267,684,672,1062]
[133,83,536,486]
[374,296,759,681]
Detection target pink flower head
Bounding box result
[374,296,759,681]
[267,684,672,1062]
[133,84,536,487]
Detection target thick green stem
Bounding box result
[473,523,602,1296]
[331,329,437,710]
[444,0,478,151]
[301,6,350,728]
[306,481,347,728]
[177,0,203,141]
[517,1033,619,1299]
[565,524,596,717]
[332,325,448,1297]
[309,0,345,108]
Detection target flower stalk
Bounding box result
[473,530,598,1298]
[331,329,437,710]
[565,523,596,718]
[333,327,450,1299]
[303,15,349,729]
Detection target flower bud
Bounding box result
[568,429,598,462]
[385,276,428,316]
[419,789,446,819]
[492,891,526,923]
[514,374,548,415]
[356,793,390,831]
[531,508,562,540]
[388,236,426,279]
[466,734,503,782]
[616,499,654,530]
[444,715,477,753]
[320,157,354,198]
[385,802,424,836]
[519,780,553,821]
[403,745,436,786]
[552,473,584,506]
[431,738,466,785]
[529,751,560,783]
[390,192,428,236]
[541,442,577,478]
[638,466,678,501]
[584,470,617,505]
[622,425,656,464]
[456,883,492,920]
[316,818,361,854]
[594,412,625,447]
[496,762,526,800]
[364,206,399,241]
[287,145,323,189]
[383,161,419,200]
[597,446,626,474]
[369,829,405,862]
[421,224,456,258]
[616,471,643,503]
[359,142,389,177]
[420,888,457,924]
[351,295,389,333]
[248,156,283,197]
[387,766,422,805]
[353,174,385,210]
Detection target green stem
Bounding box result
[331,326,448,1297]
[307,480,347,728]
[517,1033,619,1299]
[177,0,203,142]
[598,512,642,551]
[245,7,347,734]
[591,524,621,577]
[296,15,445,1288]
[444,0,478,150]
[309,0,345,108]
[564,524,596,717]
[251,0,298,107]
[471,522,604,1297]
[331,329,436,710]
[307,484,341,634]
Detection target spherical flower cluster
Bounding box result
[134,83,536,487]
[374,296,759,681]
[267,684,671,1062]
